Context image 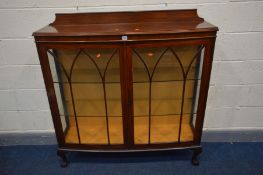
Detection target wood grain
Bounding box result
[33,9,218,37]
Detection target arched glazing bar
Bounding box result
[133,48,169,144]
[47,49,82,144]
[133,45,204,144]
[50,48,118,145]
[81,49,118,145]
[170,45,204,142]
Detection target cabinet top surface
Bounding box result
[33,9,218,37]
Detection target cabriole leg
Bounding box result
[57,150,69,167]
[191,147,202,166]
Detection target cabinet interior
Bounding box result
[47,45,204,145]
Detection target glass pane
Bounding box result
[132,45,204,144]
[47,48,123,145]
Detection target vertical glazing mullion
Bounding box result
[149,48,169,144]
[178,79,186,142]
[102,79,110,145]
[68,50,83,144]
[82,49,117,145]
[133,48,168,144]
[170,48,186,143]
[82,50,109,144]
[148,79,152,144]
[68,82,81,143]
[102,49,118,145]
[132,49,151,144]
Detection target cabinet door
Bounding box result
[46,46,124,145]
[129,43,205,144]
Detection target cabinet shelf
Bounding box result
[65,115,194,145]
[53,79,200,84]
[61,113,196,118]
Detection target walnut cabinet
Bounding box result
[33,9,218,167]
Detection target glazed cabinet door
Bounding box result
[44,44,125,145]
[128,41,206,145]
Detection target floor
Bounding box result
[1,142,263,175]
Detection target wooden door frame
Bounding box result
[35,42,130,148]
[126,37,216,146]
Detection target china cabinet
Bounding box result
[33,9,218,167]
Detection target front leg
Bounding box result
[191,147,202,166]
[57,150,69,167]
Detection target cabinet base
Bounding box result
[57,145,202,167]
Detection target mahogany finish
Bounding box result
[33,10,217,37]
[33,9,218,167]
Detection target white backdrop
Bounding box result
[0,0,263,132]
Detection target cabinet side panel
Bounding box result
[194,38,216,143]
[36,44,65,146]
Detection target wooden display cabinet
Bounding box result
[33,9,218,167]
